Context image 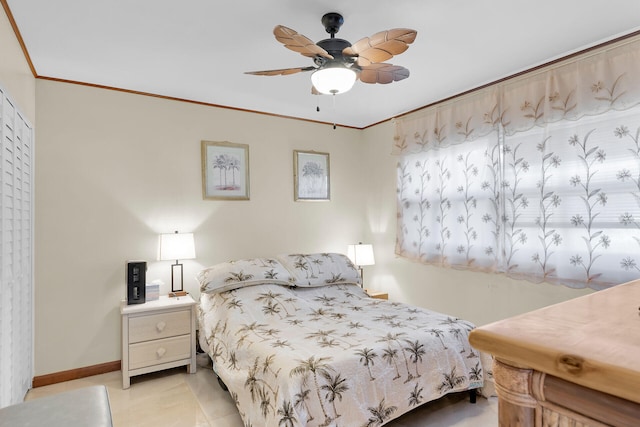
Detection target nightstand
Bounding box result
[120,294,197,389]
[365,289,388,300]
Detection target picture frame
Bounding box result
[201,140,250,200]
[293,150,330,201]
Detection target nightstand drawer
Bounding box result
[128,334,191,370]
[129,310,191,343]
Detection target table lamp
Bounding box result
[347,242,375,288]
[159,231,196,295]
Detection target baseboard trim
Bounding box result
[32,360,121,388]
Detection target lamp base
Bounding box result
[169,291,188,298]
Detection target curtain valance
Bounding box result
[393,37,640,154]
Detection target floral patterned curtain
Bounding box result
[393,36,640,289]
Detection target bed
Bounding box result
[197,253,491,426]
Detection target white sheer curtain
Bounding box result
[0,86,34,407]
[394,35,640,289]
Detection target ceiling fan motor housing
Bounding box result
[314,38,355,68]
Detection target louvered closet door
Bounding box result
[0,86,33,408]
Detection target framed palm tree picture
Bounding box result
[293,150,330,201]
[201,140,250,200]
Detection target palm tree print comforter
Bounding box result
[197,253,490,427]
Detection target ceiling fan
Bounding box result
[245,12,417,95]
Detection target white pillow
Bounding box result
[198,257,293,294]
[277,253,361,287]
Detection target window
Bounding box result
[393,36,640,289]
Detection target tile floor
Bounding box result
[26,354,498,426]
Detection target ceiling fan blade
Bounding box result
[343,29,417,66]
[245,66,316,76]
[274,25,333,59]
[358,63,410,84]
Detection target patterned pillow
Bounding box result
[277,253,361,287]
[198,257,294,294]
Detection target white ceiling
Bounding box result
[7,0,640,128]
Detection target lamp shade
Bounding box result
[347,243,375,267]
[159,232,196,261]
[311,67,357,95]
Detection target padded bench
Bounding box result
[0,385,113,427]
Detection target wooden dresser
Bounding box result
[468,279,640,427]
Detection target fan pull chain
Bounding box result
[332,94,336,130]
[314,95,337,130]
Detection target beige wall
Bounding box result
[0,4,35,122]
[34,80,366,375]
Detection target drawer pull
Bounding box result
[156,347,166,358]
[156,321,166,333]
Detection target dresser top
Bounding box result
[120,294,196,314]
[469,279,640,404]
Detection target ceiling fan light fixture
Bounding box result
[311,67,357,95]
